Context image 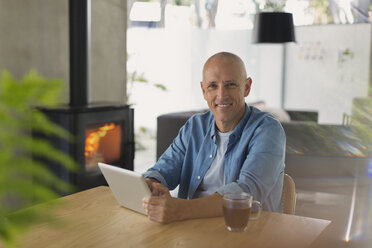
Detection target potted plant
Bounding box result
[0,71,76,247]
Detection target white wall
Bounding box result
[128,24,371,132]
[189,29,283,109]
[128,28,282,131]
[285,24,371,124]
[127,28,193,132]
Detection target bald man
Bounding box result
[142,52,285,224]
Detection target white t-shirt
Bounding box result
[194,130,232,198]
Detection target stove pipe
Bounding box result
[69,0,91,107]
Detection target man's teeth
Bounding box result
[217,104,231,107]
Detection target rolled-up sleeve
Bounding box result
[143,120,191,190]
[143,170,169,188]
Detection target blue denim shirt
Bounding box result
[143,105,286,212]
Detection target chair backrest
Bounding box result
[281,173,296,215]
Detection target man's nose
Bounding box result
[217,85,227,98]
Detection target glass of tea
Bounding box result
[222,192,262,232]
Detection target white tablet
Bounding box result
[98,162,151,215]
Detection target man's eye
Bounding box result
[227,82,237,87]
[208,84,217,89]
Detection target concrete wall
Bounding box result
[0,0,127,104]
[91,0,127,104]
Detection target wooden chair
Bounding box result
[281,173,296,215]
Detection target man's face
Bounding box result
[201,57,251,132]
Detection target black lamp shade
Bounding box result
[253,12,296,43]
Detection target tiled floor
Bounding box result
[135,138,372,247]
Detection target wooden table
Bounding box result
[20,186,330,248]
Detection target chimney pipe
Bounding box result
[69,0,91,107]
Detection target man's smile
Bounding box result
[215,103,232,108]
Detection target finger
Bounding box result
[148,213,161,223]
[148,215,166,224]
[152,182,165,190]
[142,196,150,204]
[142,201,149,211]
[152,183,170,196]
[145,179,155,191]
[145,178,152,187]
[146,207,166,224]
[151,186,160,196]
[143,196,163,206]
[144,202,162,216]
[145,204,159,218]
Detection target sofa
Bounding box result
[156,108,316,158]
[156,105,371,194]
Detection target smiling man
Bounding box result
[201,52,251,133]
[142,52,286,224]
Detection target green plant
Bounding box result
[127,54,167,151]
[126,54,167,104]
[350,98,372,152]
[0,71,76,247]
[134,126,157,151]
[309,0,331,24]
[264,0,286,12]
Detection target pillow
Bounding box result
[248,100,266,111]
[265,107,291,123]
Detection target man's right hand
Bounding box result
[145,178,161,196]
[142,182,184,224]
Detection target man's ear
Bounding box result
[200,81,206,99]
[244,78,252,97]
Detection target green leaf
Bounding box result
[0,70,75,246]
[153,83,167,91]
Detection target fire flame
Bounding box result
[85,123,116,157]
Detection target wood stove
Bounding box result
[38,103,134,192]
[34,0,134,193]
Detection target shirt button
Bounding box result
[197,176,201,179]
[209,154,212,158]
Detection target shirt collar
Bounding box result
[231,104,251,139]
[210,104,251,139]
